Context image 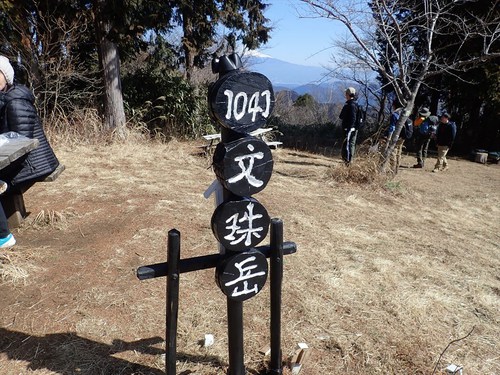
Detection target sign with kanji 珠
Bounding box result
[211,197,270,252]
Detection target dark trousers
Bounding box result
[0,181,35,238]
[415,134,431,166]
[0,203,9,237]
[342,128,358,163]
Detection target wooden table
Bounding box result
[200,127,282,155]
[0,137,39,227]
[0,137,39,170]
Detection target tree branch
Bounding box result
[431,326,475,375]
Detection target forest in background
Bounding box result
[0,0,499,154]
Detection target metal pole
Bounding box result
[166,229,180,375]
[269,219,284,374]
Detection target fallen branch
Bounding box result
[432,326,475,375]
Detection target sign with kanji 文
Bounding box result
[211,198,270,252]
[213,137,273,197]
[216,250,268,301]
[208,71,275,133]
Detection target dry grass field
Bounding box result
[0,140,499,375]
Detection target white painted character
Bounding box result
[224,256,266,297]
[224,202,264,247]
[227,144,264,187]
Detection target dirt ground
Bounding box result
[0,141,499,375]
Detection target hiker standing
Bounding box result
[433,113,457,172]
[339,87,359,164]
[413,107,438,168]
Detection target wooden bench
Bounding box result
[266,141,283,149]
[250,127,273,139]
[0,137,64,228]
[198,133,223,156]
[2,164,65,228]
[200,128,281,155]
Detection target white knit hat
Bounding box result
[0,56,14,85]
[345,87,356,96]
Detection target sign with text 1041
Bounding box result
[208,71,275,134]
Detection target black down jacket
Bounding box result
[0,84,60,186]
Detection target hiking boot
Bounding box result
[413,164,423,168]
[432,168,439,173]
[442,165,449,171]
[0,233,16,248]
[0,180,7,195]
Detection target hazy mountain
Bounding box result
[247,56,329,86]
[246,55,346,104]
[292,82,347,103]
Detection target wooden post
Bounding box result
[166,229,180,375]
[221,126,247,375]
[227,296,245,375]
[269,219,284,374]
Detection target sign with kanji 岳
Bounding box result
[216,250,268,301]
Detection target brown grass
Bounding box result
[0,136,499,375]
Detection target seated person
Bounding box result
[0,55,60,247]
[0,180,15,248]
[0,55,60,191]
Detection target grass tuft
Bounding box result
[0,253,30,284]
[326,153,390,186]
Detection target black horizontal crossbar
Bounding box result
[136,241,297,280]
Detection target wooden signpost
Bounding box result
[137,53,296,375]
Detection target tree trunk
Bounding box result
[94,0,127,139]
[380,93,418,172]
[182,6,195,83]
[376,92,388,131]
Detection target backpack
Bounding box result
[419,119,429,135]
[419,116,438,136]
[401,118,413,139]
[355,104,366,129]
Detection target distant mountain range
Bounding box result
[246,56,329,85]
[246,55,347,104]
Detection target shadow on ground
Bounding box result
[0,328,164,374]
[0,328,270,374]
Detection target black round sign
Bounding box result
[211,197,270,252]
[216,250,268,301]
[208,71,275,133]
[213,137,273,196]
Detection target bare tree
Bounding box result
[326,43,390,136]
[34,11,100,125]
[300,0,500,169]
[0,2,101,129]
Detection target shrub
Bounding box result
[122,69,214,139]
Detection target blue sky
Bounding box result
[258,1,346,67]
